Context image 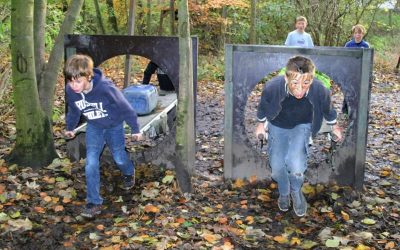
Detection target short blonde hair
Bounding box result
[352,24,366,34]
[64,54,94,81]
[296,16,308,24]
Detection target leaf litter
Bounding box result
[0,68,399,249]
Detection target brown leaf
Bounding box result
[144,204,160,213]
[54,205,64,212]
[175,217,185,224]
[218,216,228,224]
[34,206,46,214]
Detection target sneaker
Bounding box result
[278,195,290,212]
[121,172,135,190]
[291,191,307,217]
[81,203,102,218]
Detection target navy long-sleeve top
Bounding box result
[66,68,140,133]
[257,76,337,137]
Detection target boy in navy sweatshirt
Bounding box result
[64,54,142,218]
[255,56,343,217]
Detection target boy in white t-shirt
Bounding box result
[285,16,314,47]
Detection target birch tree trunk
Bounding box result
[175,0,194,193]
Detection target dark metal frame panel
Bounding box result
[224,45,373,190]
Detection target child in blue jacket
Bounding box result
[64,54,142,218]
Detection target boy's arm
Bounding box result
[66,101,81,131]
[284,33,291,46]
[308,34,314,47]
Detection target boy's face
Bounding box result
[353,30,364,43]
[285,71,313,99]
[295,21,307,33]
[68,76,91,93]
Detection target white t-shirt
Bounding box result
[285,30,314,47]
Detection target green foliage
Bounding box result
[257,1,296,45]
[45,3,64,51]
[0,1,11,52]
[198,55,224,82]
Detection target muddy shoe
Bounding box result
[278,194,290,212]
[121,171,135,190]
[291,191,307,217]
[81,203,102,218]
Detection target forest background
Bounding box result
[1,0,399,84]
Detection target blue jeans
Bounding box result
[268,123,311,196]
[85,123,134,205]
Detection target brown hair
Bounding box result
[64,54,94,81]
[296,16,308,24]
[285,56,315,77]
[352,24,366,34]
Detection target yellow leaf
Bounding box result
[341,211,350,221]
[232,179,245,188]
[355,244,372,250]
[257,194,271,202]
[290,237,301,246]
[302,183,315,195]
[111,235,121,243]
[228,226,244,236]
[361,218,376,225]
[245,216,254,224]
[380,170,390,177]
[273,235,289,244]
[144,204,160,213]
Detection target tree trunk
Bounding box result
[106,0,119,33]
[9,0,58,168]
[146,0,151,34]
[136,0,145,34]
[93,0,106,34]
[249,0,256,44]
[38,0,84,118]
[124,0,136,88]
[175,0,194,193]
[33,0,46,84]
[170,0,175,35]
[158,8,168,35]
[219,6,227,49]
